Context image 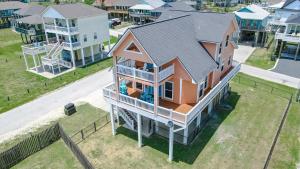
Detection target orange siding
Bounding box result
[161,58,197,105]
[113,32,153,64]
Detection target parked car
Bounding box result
[110,18,121,26]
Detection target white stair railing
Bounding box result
[118,108,135,130]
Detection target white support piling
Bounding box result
[137,114,142,148]
[110,105,116,136]
[168,125,174,162]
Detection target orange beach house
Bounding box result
[103,11,241,161]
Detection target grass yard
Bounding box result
[0,28,113,113]
[246,34,277,70]
[203,3,246,13]
[1,74,299,169]
[0,103,108,169]
[76,74,292,169]
[104,36,119,46]
[269,103,300,169]
[12,140,82,169]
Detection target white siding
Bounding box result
[77,14,109,48]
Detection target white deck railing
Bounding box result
[186,61,241,122]
[22,42,48,55]
[116,63,174,82]
[104,62,241,125]
[158,64,174,81]
[44,24,79,33]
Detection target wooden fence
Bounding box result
[58,124,94,169]
[0,124,60,169]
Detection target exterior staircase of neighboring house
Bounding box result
[118,108,137,130]
[42,42,72,69]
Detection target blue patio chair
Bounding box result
[119,81,128,95]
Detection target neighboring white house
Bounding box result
[269,0,300,26]
[21,3,110,77]
[128,0,165,24]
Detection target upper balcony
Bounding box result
[103,61,241,126]
[116,59,175,83]
[44,24,79,35]
[275,26,300,43]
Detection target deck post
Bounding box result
[279,41,284,58]
[137,114,142,148]
[183,127,188,145]
[71,50,75,67]
[90,45,95,62]
[196,113,201,127]
[101,42,104,59]
[33,55,38,72]
[23,52,29,70]
[168,124,174,162]
[155,121,159,132]
[81,48,85,66]
[208,101,213,116]
[110,105,116,136]
[295,43,299,60]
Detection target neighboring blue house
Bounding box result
[234,4,270,46]
[0,1,28,29]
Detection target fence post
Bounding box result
[81,130,84,140]
[271,87,274,94]
[37,134,42,150]
[94,122,96,132]
[238,75,241,83]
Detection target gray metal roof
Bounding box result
[158,11,235,43]
[153,1,195,12]
[129,15,218,82]
[47,3,107,19]
[16,15,43,24]
[281,0,296,8]
[285,13,300,24]
[0,1,28,11]
[14,5,46,16]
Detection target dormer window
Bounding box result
[125,42,141,53]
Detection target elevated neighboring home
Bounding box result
[269,0,300,27]
[103,12,240,161]
[128,0,165,24]
[21,3,110,77]
[214,0,239,7]
[93,0,140,21]
[13,5,46,44]
[0,1,28,29]
[234,4,270,46]
[275,13,300,60]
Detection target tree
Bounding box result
[54,0,60,4]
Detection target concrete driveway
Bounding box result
[271,58,300,79]
[0,68,113,142]
[233,45,256,63]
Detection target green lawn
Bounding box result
[2,74,299,169]
[269,103,300,169]
[0,103,108,169]
[0,28,113,113]
[76,74,294,169]
[12,140,82,169]
[246,34,277,70]
[203,3,246,13]
[104,36,119,46]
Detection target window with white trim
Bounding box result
[164,81,173,100]
[136,82,143,91]
[199,76,208,98]
[94,32,97,40]
[83,34,87,42]
[218,42,222,54]
[225,35,229,47]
